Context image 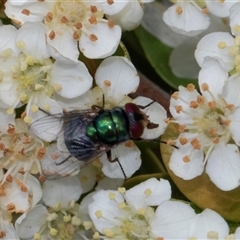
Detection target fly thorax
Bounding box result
[45,0,104,42]
[17,53,54,103]
[194,109,230,141]
[87,108,130,144]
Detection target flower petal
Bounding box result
[199,57,228,100]
[163,2,210,37]
[206,0,235,17]
[5,1,47,24]
[42,176,82,208]
[125,178,171,211]
[88,190,125,232]
[206,143,240,191]
[100,142,141,179]
[169,86,204,122]
[150,200,195,238]
[195,32,235,70]
[15,205,48,239]
[79,22,121,59]
[107,1,143,31]
[189,208,229,239]
[51,60,93,98]
[0,25,18,53]
[229,3,240,36]
[141,2,188,48]
[221,73,240,107]
[16,22,50,60]
[229,106,240,145]
[169,144,204,180]
[95,56,139,98]
[27,95,63,142]
[47,29,79,63]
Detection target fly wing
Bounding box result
[38,109,113,180]
[41,140,112,180]
[29,108,101,142]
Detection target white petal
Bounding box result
[189,208,229,239]
[28,94,63,142]
[0,82,19,108]
[229,3,240,36]
[195,32,235,70]
[2,220,19,240]
[88,190,125,232]
[133,96,168,139]
[163,2,210,37]
[16,22,50,60]
[51,60,92,98]
[221,73,240,107]
[229,106,240,145]
[15,205,48,239]
[206,0,235,17]
[234,227,240,238]
[107,1,143,31]
[101,142,141,179]
[40,143,81,179]
[42,176,82,208]
[95,56,139,98]
[0,25,18,53]
[141,2,188,48]
[47,29,79,63]
[169,86,204,121]
[25,174,42,207]
[79,22,121,59]
[96,0,127,15]
[199,57,228,100]
[5,1,48,24]
[125,178,171,211]
[206,143,240,191]
[150,200,195,238]
[169,144,204,180]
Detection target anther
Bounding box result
[175,6,183,15]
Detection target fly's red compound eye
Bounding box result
[125,103,144,139]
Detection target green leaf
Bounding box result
[160,122,240,222]
[135,26,197,89]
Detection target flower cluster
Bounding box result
[0,0,239,238]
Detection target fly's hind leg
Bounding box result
[106,150,127,179]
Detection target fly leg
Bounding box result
[106,150,127,178]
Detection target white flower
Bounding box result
[0,109,48,185]
[169,57,240,191]
[5,0,122,61]
[36,56,167,180]
[88,178,196,239]
[0,22,92,129]
[163,1,210,37]
[15,176,89,240]
[195,32,240,107]
[0,173,41,240]
[0,173,42,213]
